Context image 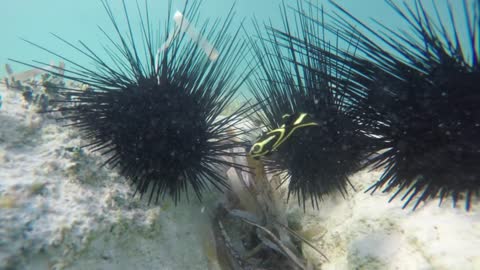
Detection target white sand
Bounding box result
[290,169,480,270]
[1,84,479,270]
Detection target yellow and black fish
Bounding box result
[249,112,319,159]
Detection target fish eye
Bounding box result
[250,144,261,154]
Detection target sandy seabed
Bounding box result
[1,85,479,270]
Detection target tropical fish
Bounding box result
[249,113,319,159]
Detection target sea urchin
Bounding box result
[247,1,372,208]
[12,0,252,203]
[328,0,480,210]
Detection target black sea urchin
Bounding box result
[247,2,372,208]
[328,0,480,210]
[12,0,252,203]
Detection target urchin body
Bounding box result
[85,79,209,198]
[271,114,364,207]
[366,63,480,209]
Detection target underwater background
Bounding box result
[1,0,479,269]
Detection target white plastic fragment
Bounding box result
[155,10,219,74]
[172,11,219,61]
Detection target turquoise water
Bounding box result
[0,0,470,79]
[0,2,478,269]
